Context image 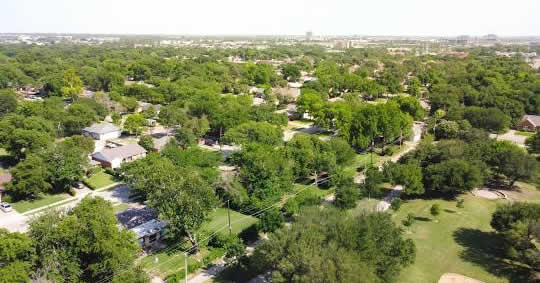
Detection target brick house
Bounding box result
[516,115,540,131]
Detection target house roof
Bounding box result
[524,115,540,127]
[83,122,121,135]
[152,135,173,150]
[131,219,167,239]
[92,144,146,163]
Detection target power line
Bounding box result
[96,176,332,283]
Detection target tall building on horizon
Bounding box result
[306,31,313,41]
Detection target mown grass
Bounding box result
[392,194,525,283]
[85,171,116,189]
[12,193,70,213]
[201,208,258,236]
[514,131,534,137]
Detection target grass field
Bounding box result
[85,171,116,189]
[12,193,70,213]
[141,247,205,277]
[514,131,534,137]
[201,208,258,235]
[392,194,527,283]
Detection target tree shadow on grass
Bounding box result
[444,209,456,213]
[413,216,431,222]
[453,228,532,283]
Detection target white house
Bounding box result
[82,122,122,141]
[92,144,147,169]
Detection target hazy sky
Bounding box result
[2,0,539,36]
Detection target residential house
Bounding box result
[116,208,167,249]
[83,122,122,141]
[516,115,540,131]
[152,135,173,152]
[0,173,12,202]
[92,144,147,169]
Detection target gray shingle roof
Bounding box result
[92,144,146,162]
[83,122,121,135]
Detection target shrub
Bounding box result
[82,178,96,190]
[430,204,441,216]
[403,213,415,227]
[2,194,13,203]
[383,145,399,156]
[257,209,284,233]
[391,198,402,211]
[68,188,77,196]
[456,199,465,208]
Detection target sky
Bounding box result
[2,0,539,36]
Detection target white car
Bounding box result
[0,202,12,213]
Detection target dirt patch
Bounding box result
[471,189,503,200]
[438,273,484,283]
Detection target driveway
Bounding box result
[489,130,527,148]
[376,185,403,212]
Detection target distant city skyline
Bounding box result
[2,0,539,36]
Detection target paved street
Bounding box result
[0,183,133,233]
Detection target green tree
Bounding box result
[6,155,51,200]
[124,114,147,136]
[391,198,402,211]
[0,229,35,283]
[490,202,540,271]
[29,197,142,282]
[138,135,154,152]
[257,209,284,233]
[424,159,484,196]
[525,130,540,154]
[61,69,83,98]
[0,89,17,118]
[252,208,415,283]
[281,63,301,82]
[146,167,218,248]
[430,204,441,217]
[224,121,283,146]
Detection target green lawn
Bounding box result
[141,209,257,278]
[392,194,521,283]
[12,193,71,213]
[141,247,204,278]
[514,131,534,137]
[201,208,258,236]
[292,183,334,198]
[85,171,116,189]
[344,153,378,175]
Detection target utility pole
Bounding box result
[370,139,374,167]
[227,200,232,236]
[184,252,188,283]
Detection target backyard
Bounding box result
[141,208,258,278]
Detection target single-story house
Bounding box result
[0,172,12,202]
[92,144,147,169]
[516,115,540,131]
[131,219,167,248]
[152,135,173,152]
[83,122,122,141]
[116,208,167,249]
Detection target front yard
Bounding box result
[84,170,116,190]
[11,193,71,213]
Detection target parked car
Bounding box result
[0,202,12,213]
